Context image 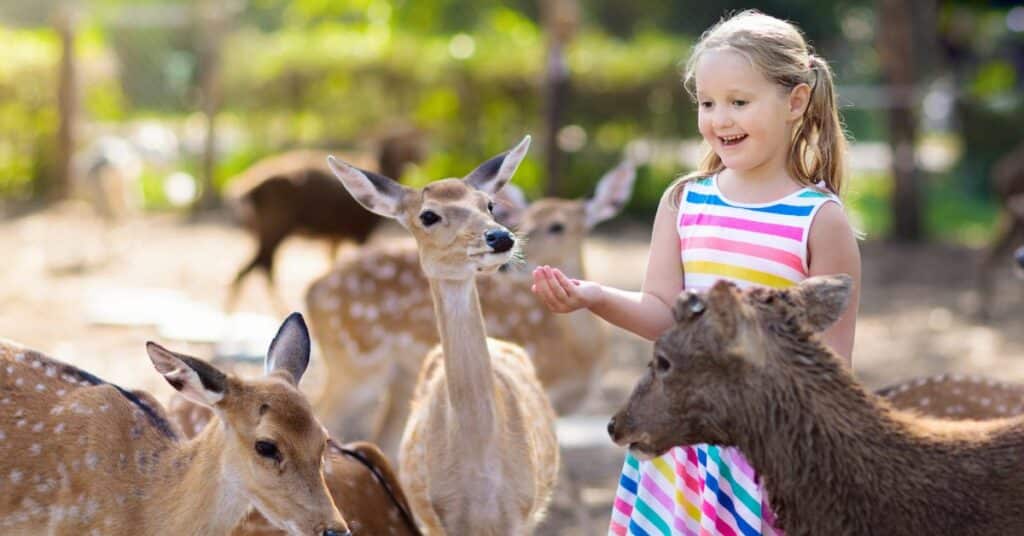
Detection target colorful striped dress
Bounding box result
[609,175,840,536]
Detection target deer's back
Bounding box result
[0,341,180,530]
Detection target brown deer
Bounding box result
[977,140,1024,318]
[326,136,559,535]
[167,397,420,536]
[226,127,425,311]
[305,160,636,454]
[0,314,349,536]
[609,275,1024,536]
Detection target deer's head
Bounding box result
[608,275,852,459]
[147,313,348,536]
[328,136,531,280]
[493,159,636,275]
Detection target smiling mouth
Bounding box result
[719,134,748,146]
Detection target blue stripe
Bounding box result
[685,191,815,216]
[619,473,639,495]
[628,519,653,536]
[704,469,761,536]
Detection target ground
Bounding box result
[3,203,1024,534]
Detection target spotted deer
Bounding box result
[876,374,1024,421]
[306,160,636,455]
[609,276,1024,535]
[167,396,420,536]
[0,314,349,536]
[326,136,559,535]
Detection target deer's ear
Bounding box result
[672,290,706,323]
[705,279,742,340]
[265,312,311,386]
[327,155,407,219]
[465,135,531,195]
[794,275,852,332]
[147,342,227,407]
[584,159,637,228]
[491,183,529,228]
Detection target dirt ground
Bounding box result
[3,202,1024,534]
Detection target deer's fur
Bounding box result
[327,136,559,535]
[305,161,635,453]
[167,397,419,536]
[226,127,425,311]
[0,314,348,536]
[610,276,1024,536]
[877,374,1024,421]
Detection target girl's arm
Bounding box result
[532,187,684,341]
[807,201,862,366]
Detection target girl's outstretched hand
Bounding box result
[531,265,603,313]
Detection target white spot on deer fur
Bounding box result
[980,397,991,406]
[0,397,9,405]
[14,353,25,362]
[55,389,66,397]
[377,262,397,279]
[5,365,13,374]
[45,366,56,377]
[31,360,41,369]
[29,444,40,456]
[0,429,5,441]
[350,302,364,318]
[32,422,43,433]
[85,453,99,470]
[98,403,109,413]
[16,419,26,428]
[35,384,45,392]
[10,469,22,483]
[15,377,23,387]
[918,397,930,407]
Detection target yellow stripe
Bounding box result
[653,456,702,522]
[678,489,701,522]
[652,456,676,483]
[685,260,797,289]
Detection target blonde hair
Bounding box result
[669,10,847,205]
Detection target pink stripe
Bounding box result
[725,447,757,481]
[609,520,628,536]
[678,449,703,496]
[675,516,698,536]
[682,236,805,274]
[701,501,723,533]
[641,471,676,511]
[713,515,740,536]
[680,213,804,242]
[613,497,634,518]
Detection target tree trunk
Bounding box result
[53,6,79,201]
[877,0,924,242]
[192,1,226,214]
[541,0,578,197]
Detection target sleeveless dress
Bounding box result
[608,175,840,536]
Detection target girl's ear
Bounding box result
[787,83,812,121]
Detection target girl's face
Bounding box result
[694,49,809,179]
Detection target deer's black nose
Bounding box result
[485,229,515,253]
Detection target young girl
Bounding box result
[532,10,861,536]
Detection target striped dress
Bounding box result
[609,175,840,536]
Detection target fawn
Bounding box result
[327,136,559,535]
[305,160,636,454]
[167,393,420,536]
[226,127,425,312]
[0,314,348,535]
[609,275,1024,535]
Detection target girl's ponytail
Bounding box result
[788,54,847,196]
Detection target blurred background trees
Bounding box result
[0,0,1022,244]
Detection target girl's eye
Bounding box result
[699,101,712,109]
[733,100,748,107]
[255,440,281,462]
[420,210,441,226]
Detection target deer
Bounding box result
[305,159,636,455]
[875,374,1024,421]
[326,135,560,535]
[609,275,1024,536]
[225,126,425,311]
[166,384,421,535]
[976,140,1024,318]
[0,313,350,536]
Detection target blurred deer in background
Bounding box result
[877,374,1024,421]
[327,136,559,534]
[0,313,349,536]
[977,140,1024,318]
[226,126,426,312]
[306,159,636,456]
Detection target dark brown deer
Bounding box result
[609,275,1024,536]
[977,140,1024,318]
[226,127,425,311]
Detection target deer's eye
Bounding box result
[548,222,565,234]
[255,440,281,462]
[419,210,441,227]
[487,201,495,213]
[654,355,671,373]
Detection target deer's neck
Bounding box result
[429,277,497,442]
[144,422,250,534]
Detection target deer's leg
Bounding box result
[977,211,1024,319]
[226,228,288,313]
